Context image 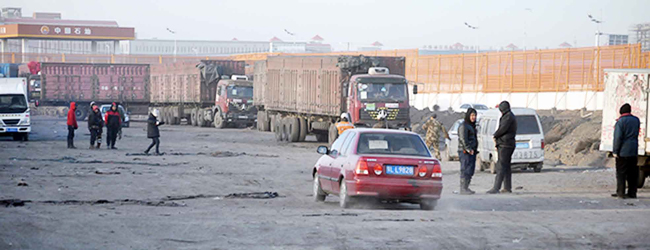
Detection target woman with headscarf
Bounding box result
[104,102,121,149]
[145,109,165,155]
[457,108,478,195]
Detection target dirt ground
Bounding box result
[1,116,650,249]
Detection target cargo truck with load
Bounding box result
[254,55,412,145]
[600,69,650,188]
[149,60,257,128]
[25,62,150,120]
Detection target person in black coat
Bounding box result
[145,109,165,155]
[105,103,121,149]
[87,104,103,149]
[612,103,640,199]
[458,108,478,195]
[487,101,518,194]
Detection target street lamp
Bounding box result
[166,28,177,62]
[588,14,603,46]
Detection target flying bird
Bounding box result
[284,29,295,36]
[166,28,176,34]
[464,22,478,29]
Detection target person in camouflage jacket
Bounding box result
[422,114,450,159]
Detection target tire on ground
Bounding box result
[190,108,197,126]
[328,123,338,146]
[214,109,226,129]
[288,117,300,142]
[196,109,205,127]
[274,116,284,141]
[298,117,308,142]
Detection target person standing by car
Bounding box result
[612,103,640,199]
[66,102,78,149]
[458,108,478,195]
[336,113,354,135]
[145,109,165,155]
[87,104,103,149]
[487,101,518,194]
[104,103,121,149]
[423,114,451,160]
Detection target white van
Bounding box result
[0,77,31,141]
[476,108,544,173]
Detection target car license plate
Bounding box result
[238,116,248,119]
[516,142,529,149]
[7,128,18,132]
[385,165,414,176]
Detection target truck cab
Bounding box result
[0,77,31,141]
[212,75,257,128]
[347,67,410,129]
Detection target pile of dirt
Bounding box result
[539,110,609,167]
[410,107,464,135]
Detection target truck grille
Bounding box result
[359,108,409,121]
[3,119,20,125]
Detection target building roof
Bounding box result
[558,42,572,48]
[270,36,283,42]
[1,17,119,27]
[372,41,383,46]
[505,43,518,49]
[451,42,464,48]
[232,38,239,41]
[312,35,324,41]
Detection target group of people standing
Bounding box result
[65,102,165,155]
[424,101,518,195]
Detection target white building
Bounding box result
[120,39,271,56]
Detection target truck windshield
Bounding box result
[227,86,253,99]
[0,94,28,114]
[358,82,407,102]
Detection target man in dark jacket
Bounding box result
[87,104,103,149]
[458,108,478,195]
[66,102,78,149]
[145,109,165,155]
[612,103,640,199]
[104,103,121,149]
[487,101,518,194]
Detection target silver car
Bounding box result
[444,119,464,161]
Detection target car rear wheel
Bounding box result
[420,199,437,210]
[639,170,646,188]
[490,161,497,174]
[339,181,352,209]
[313,175,326,202]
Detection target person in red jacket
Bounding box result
[104,102,122,149]
[67,102,78,149]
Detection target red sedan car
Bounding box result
[312,128,443,210]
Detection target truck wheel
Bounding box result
[75,108,87,121]
[287,117,300,142]
[214,109,226,129]
[282,118,291,141]
[639,170,646,188]
[533,163,543,173]
[298,118,308,142]
[274,117,284,141]
[328,123,338,146]
[197,109,206,127]
[270,114,277,132]
[190,108,197,126]
[23,133,29,141]
[315,133,328,142]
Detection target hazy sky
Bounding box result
[5,0,648,50]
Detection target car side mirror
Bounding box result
[317,146,329,155]
[412,85,418,95]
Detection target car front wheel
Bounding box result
[313,175,326,202]
[420,199,437,210]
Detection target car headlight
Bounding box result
[19,118,30,125]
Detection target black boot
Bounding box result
[465,178,475,194]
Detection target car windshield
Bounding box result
[516,115,541,134]
[357,133,431,157]
[227,86,253,98]
[0,94,28,114]
[357,81,407,102]
[473,104,488,110]
[101,106,125,114]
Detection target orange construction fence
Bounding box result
[1,45,647,93]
